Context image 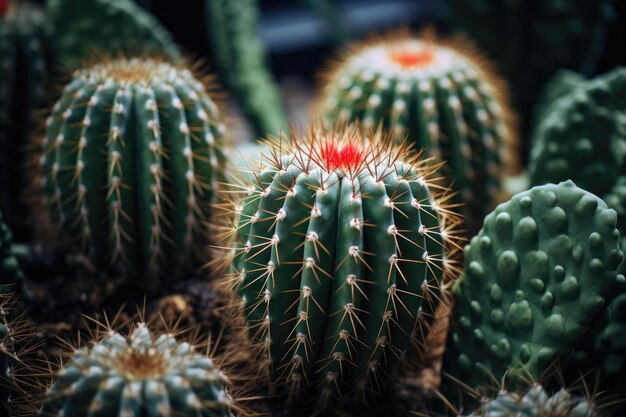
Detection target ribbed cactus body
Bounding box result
[39,58,226,283]
[444,181,624,391]
[463,384,597,417]
[320,35,515,229]
[0,1,53,237]
[227,128,459,407]
[48,0,180,65]
[44,324,233,417]
[0,210,22,293]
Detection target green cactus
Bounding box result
[319,34,517,229]
[224,127,460,408]
[48,0,180,66]
[530,67,626,198]
[461,384,598,417]
[43,323,234,417]
[444,181,624,392]
[531,70,586,131]
[0,0,53,239]
[0,304,14,414]
[451,0,613,126]
[37,58,226,285]
[0,210,23,293]
[205,0,287,137]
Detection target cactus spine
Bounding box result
[223,126,460,408]
[0,0,53,238]
[319,33,517,229]
[43,323,234,417]
[38,58,226,283]
[444,181,624,392]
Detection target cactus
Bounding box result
[0,210,23,293]
[205,0,287,137]
[451,0,613,126]
[43,322,234,417]
[0,0,53,239]
[222,126,460,409]
[37,57,226,284]
[0,300,14,414]
[460,384,598,417]
[531,70,586,130]
[530,67,626,198]
[319,33,517,229]
[48,0,180,66]
[444,181,624,392]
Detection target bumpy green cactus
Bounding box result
[0,210,22,293]
[452,0,613,125]
[530,67,626,198]
[224,127,460,408]
[205,0,287,137]
[532,70,586,130]
[48,0,180,66]
[319,34,517,229]
[462,384,598,417]
[0,0,53,238]
[43,323,234,417]
[38,58,226,284]
[444,181,624,391]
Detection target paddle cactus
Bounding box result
[444,181,624,391]
[222,126,461,409]
[319,32,517,229]
[37,58,226,285]
[48,0,180,66]
[43,323,234,417]
[0,0,53,238]
[460,384,598,417]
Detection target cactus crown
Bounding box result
[220,125,461,408]
[37,57,226,283]
[44,322,234,417]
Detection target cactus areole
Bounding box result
[225,126,460,407]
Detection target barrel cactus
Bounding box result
[223,126,460,409]
[0,0,53,238]
[0,209,23,293]
[48,0,180,65]
[37,57,226,284]
[43,322,234,417]
[461,384,598,417]
[319,33,517,229]
[444,181,624,392]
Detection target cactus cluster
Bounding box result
[43,323,234,417]
[0,210,22,293]
[0,0,53,237]
[48,0,180,65]
[223,126,460,408]
[444,181,624,391]
[452,0,613,121]
[461,384,598,417]
[319,33,517,228]
[38,57,226,284]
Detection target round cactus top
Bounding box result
[69,58,212,92]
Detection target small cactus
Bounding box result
[43,323,234,417]
[319,32,517,229]
[461,384,598,417]
[48,0,181,65]
[0,0,53,238]
[37,57,226,284]
[444,181,624,391]
[222,126,460,408]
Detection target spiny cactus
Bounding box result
[319,32,517,229]
[221,126,461,409]
[0,0,53,238]
[0,210,23,293]
[461,384,598,417]
[444,181,624,392]
[48,0,180,66]
[43,322,234,417]
[452,0,613,125]
[37,58,226,285]
[205,0,287,137]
